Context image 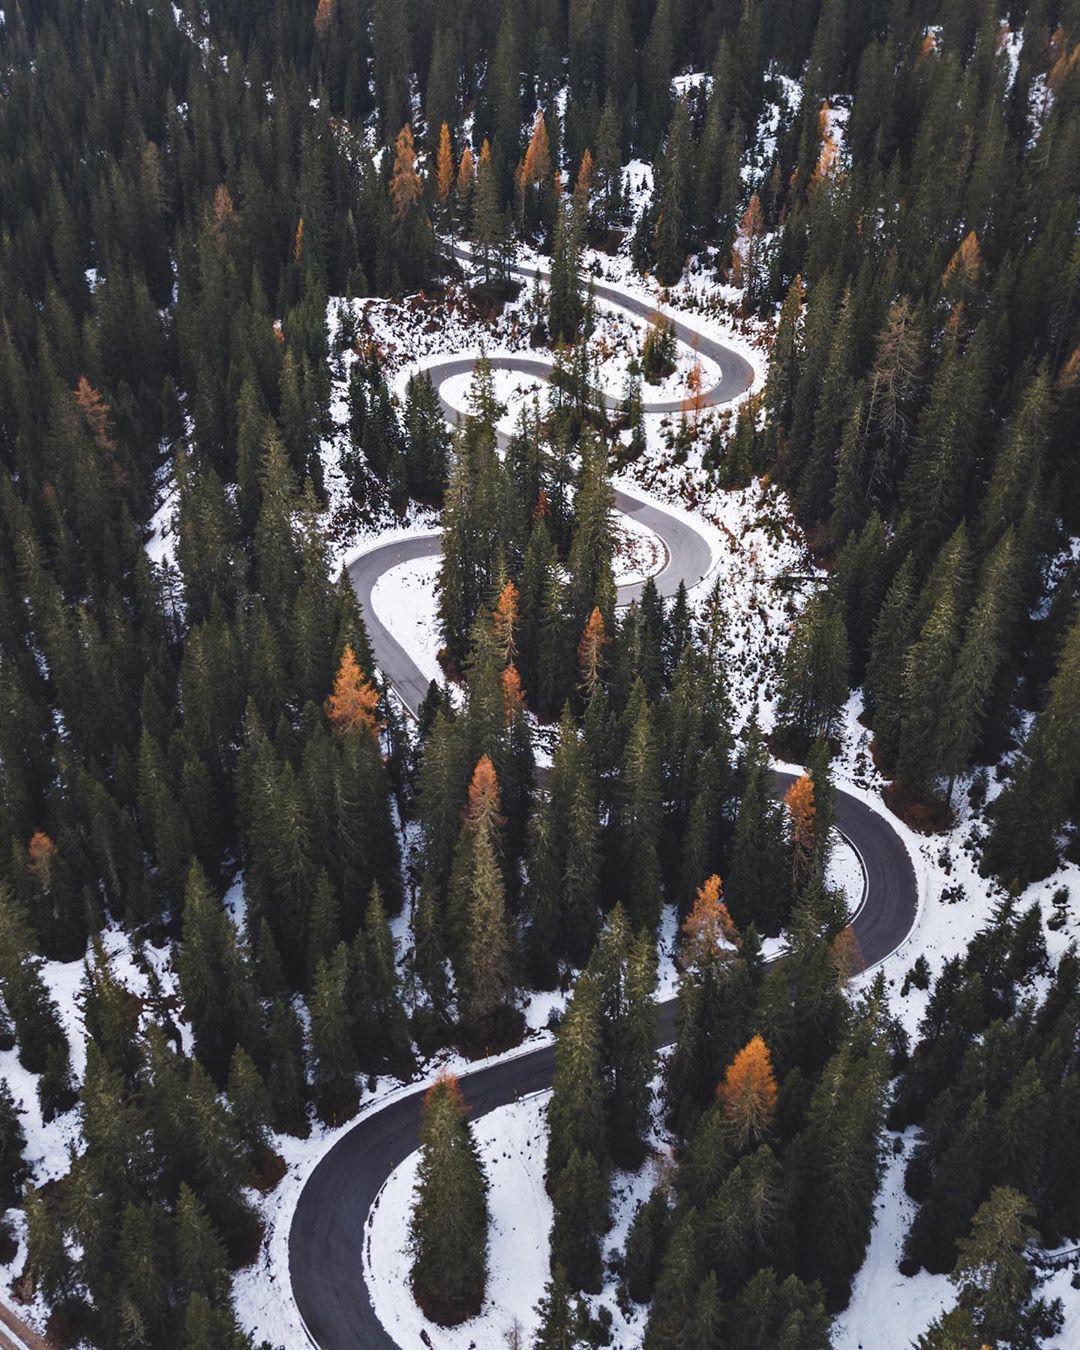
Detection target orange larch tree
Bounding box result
[717,1034,778,1149]
[681,874,740,968]
[325,645,380,736]
[577,606,607,695]
[389,124,425,221]
[73,377,115,452]
[435,122,454,206]
[785,774,817,895]
[492,581,519,664]
[314,0,335,39]
[942,230,983,302]
[26,831,56,891]
[457,144,476,194]
[501,665,525,723]
[831,924,863,984]
[466,753,503,832]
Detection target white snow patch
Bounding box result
[369,552,446,691]
[365,1093,552,1347]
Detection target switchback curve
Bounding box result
[288,251,919,1350]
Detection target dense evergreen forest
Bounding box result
[0,0,1078,1345]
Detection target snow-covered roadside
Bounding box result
[832,1133,952,1349]
[370,555,444,689]
[823,691,1080,1344]
[362,1066,676,1350]
[365,1093,552,1349]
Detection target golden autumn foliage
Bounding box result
[683,360,705,421]
[809,101,841,191]
[1047,27,1080,95]
[1054,345,1080,394]
[831,924,863,983]
[457,145,476,193]
[73,377,115,452]
[390,125,424,220]
[942,231,983,293]
[811,132,839,190]
[741,192,764,239]
[435,123,454,204]
[26,831,56,890]
[717,1035,778,1148]
[314,0,334,38]
[730,192,764,288]
[211,183,236,249]
[456,147,472,195]
[521,113,553,188]
[324,645,380,736]
[424,1068,466,1113]
[577,606,607,694]
[501,665,525,722]
[293,216,305,263]
[785,774,817,892]
[681,874,740,967]
[575,147,594,200]
[466,754,504,831]
[492,581,519,663]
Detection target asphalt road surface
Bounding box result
[289,775,917,1350]
[292,251,919,1349]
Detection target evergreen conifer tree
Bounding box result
[409,1073,488,1323]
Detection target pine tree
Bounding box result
[24,1186,72,1305]
[267,997,308,1136]
[175,1182,230,1307]
[362,883,413,1073]
[0,1079,27,1207]
[549,205,584,344]
[865,554,917,766]
[896,528,970,796]
[533,1264,579,1349]
[788,995,890,1308]
[178,863,260,1083]
[472,140,512,288]
[226,1046,272,1159]
[547,977,606,1179]
[775,594,849,754]
[613,695,664,932]
[984,604,1080,885]
[727,725,789,936]
[940,531,1018,800]
[410,1073,488,1323]
[551,1146,609,1293]
[309,944,358,1123]
[918,1188,1063,1349]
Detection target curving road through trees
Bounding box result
[287,253,919,1349]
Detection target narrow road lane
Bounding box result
[290,250,919,1349]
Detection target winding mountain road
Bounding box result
[288,250,920,1349]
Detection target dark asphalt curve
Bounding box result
[289,769,918,1350]
[346,484,711,722]
[291,252,919,1349]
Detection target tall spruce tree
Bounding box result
[409,1073,489,1323]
